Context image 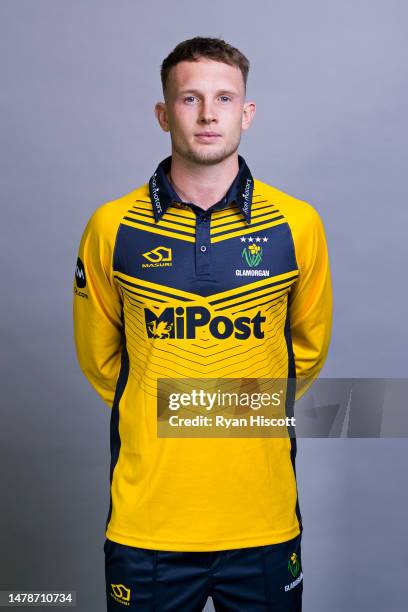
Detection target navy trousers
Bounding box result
[105,533,303,611]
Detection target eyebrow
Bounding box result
[178,89,238,97]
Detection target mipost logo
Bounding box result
[144,306,265,340]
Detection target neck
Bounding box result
[168,151,239,210]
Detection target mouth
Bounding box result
[194,132,222,142]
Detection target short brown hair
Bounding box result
[161,36,250,95]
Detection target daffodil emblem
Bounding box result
[288,552,300,578]
[242,243,263,267]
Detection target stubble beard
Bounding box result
[171,132,242,166]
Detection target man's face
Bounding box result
[155,59,255,166]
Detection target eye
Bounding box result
[219,95,232,102]
[183,96,198,104]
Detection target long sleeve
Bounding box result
[73,203,124,408]
[288,205,333,399]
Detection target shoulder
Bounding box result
[85,183,150,239]
[253,178,329,269]
[253,178,322,232]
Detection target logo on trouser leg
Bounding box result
[284,572,303,592]
[288,552,300,578]
[110,584,131,606]
[284,551,303,592]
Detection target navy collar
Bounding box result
[149,155,253,224]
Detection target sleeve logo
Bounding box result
[75,257,87,288]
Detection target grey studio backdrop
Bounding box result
[1,1,407,611]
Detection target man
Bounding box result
[73,37,332,611]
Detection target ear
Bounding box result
[241,101,256,132]
[155,101,170,132]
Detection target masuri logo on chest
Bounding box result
[142,246,172,268]
[145,306,265,340]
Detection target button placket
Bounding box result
[195,213,211,276]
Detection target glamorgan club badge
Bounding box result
[240,235,268,268]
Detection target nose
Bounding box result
[198,99,217,124]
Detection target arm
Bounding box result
[289,206,333,399]
[73,204,123,408]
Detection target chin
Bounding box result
[187,145,238,166]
